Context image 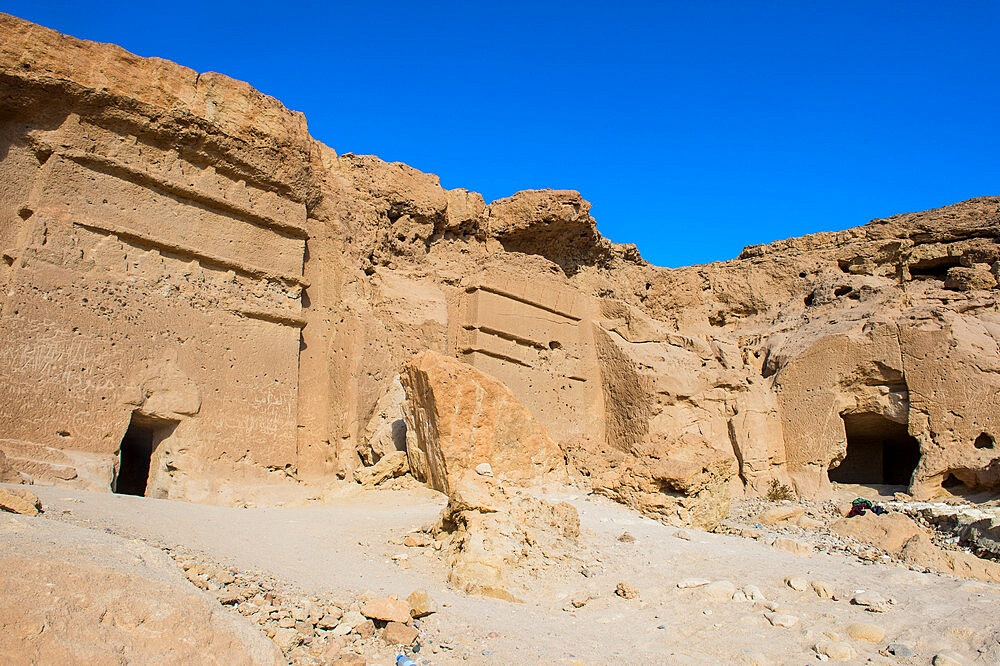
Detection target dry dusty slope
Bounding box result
[3,483,998,665]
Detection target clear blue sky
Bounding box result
[4,2,998,267]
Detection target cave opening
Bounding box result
[113,414,174,496]
[829,413,921,486]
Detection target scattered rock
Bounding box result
[810,580,834,598]
[885,643,916,658]
[407,589,436,618]
[360,597,411,623]
[354,619,375,638]
[847,623,885,643]
[764,613,799,628]
[814,641,855,661]
[475,462,493,477]
[316,614,341,630]
[784,576,808,591]
[758,506,805,525]
[677,578,711,589]
[617,531,636,543]
[932,652,966,666]
[851,591,892,612]
[353,450,409,486]
[773,538,813,556]
[615,582,639,599]
[702,580,736,600]
[0,488,41,516]
[382,621,419,645]
[273,627,300,651]
[742,585,766,601]
[402,533,433,548]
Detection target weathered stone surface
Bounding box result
[382,621,418,645]
[0,488,41,515]
[353,451,408,486]
[359,597,411,624]
[406,589,436,618]
[0,516,282,664]
[401,350,566,493]
[0,12,998,534]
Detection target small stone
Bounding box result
[742,585,766,601]
[773,538,813,556]
[317,614,340,629]
[215,589,241,605]
[273,628,300,650]
[382,621,419,645]
[851,591,891,612]
[353,619,375,637]
[814,641,855,661]
[810,581,834,599]
[758,506,805,525]
[614,582,639,599]
[785,576,808,591]
[402,534,432,547]
[847,623,885,643]
[797,515,825,529]
[932,651,965,666]
[0,488,41,516]
[886,644,916,658]
[674,530,691,540]
[475,462,493,476]
[617,531,636,543]
[677,578,711,589]
[764,612,799,628]
[330,623,352,637]
[340,610,366,628]
[294,620,314,637]
[570,597,588,608]
[278,617,295,629]
[360,597,411,623]
[702,581,736,600]
[291,606,308,622]
[407,589,436,618]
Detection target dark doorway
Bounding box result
[829,413,921,485]
[114,415,172,496]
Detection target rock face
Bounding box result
[1,12,998,523]
[0,515,283,664]
[401,351,566,493]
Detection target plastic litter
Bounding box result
[397,656,417,666]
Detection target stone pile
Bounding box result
[164,546,436,665]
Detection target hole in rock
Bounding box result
[974,433,995,450]
[909,256,961,280]
[942,473,964,489]
[113,414,175,496]
[829,413,921,486]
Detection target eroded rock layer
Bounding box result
[1,13,998,521]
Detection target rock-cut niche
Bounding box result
[113,413,177,496]
[828,413,921,486]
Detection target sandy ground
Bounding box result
[6,482,1000,665]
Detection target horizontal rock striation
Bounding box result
[1,12,998,524]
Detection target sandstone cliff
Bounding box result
[1,13,997,526]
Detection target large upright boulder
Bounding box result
[400,351,566,493]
